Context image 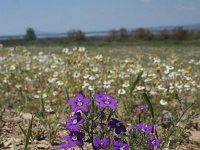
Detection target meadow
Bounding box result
[0,43,200,149]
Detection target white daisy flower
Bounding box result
[89,76,96,80]
[73,71,80,78]
[57,81,64,86]
[78,47,86,52]
[62,48,69,54]
[118,89,126,95]
[160,99,168,106]
[88,85,95,91]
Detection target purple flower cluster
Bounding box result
[147,135,161,149]
[56,91,161,150]
[137,104,148,111]
[133,122,161,149]
[93,137,129,150]
[93,137,109,149]
[113,137,129,150]
[94,92,118,110]
[68,91,90,113]
[108,118,127,134]
[133,122,155,133]
[66,112,85,131]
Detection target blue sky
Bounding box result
[0,0,200,35]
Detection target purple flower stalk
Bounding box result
[113,137,129,150]
[63,131,85,148]
[147,135,161,149]
[137,104,148,110]
[68,91,90,113]
[133,122,155,133]
[66,112,85,131]
[108,118,126,134]
[94,92,118,110]
[93,137,109,149]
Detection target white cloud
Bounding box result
[175,4,197,11]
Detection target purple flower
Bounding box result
[66,112,85,131]
[93,137,109,149]
[133,122,155,133]
[113,137,129,150]
[63,131,85,148]
[147,135,161,149]
[108,118,126,134]
[137,104,148,110]
[68,91,90,113]
[94,92,117,110]
[55,143,68,150]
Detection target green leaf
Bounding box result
[130,71,143,94]
[24,116,33,150]
[19,124,26,136]
[142,93,154,119]
[39,96,45,119]
[12,140,18,150]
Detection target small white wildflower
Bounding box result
[37,90,41,94]
[153,57,161,64]
[51,65,57,69]
[25,77,31,82]
[38,51,43,56]
[150,90,157,95]
[185,76,191,81]
[53,72,59,78]
[10,65,16,71]
[92,67,99,72]
[82,82,90,89]
[57,81,64,86]
[191,88,197,92]
[103,80,111,85]
[184,84,190,90]
[144,78,152,83]
[3,79,8,83]
[195,60,200,65]
[48,78,57,83]
[73,71,80,78]
[188,59,195,64]
[52,91,58,96]
[45,105,54,113]
[95,74,100,78]
[89,76,96,80]
[15,84,22,89]
[78,47,86,52]
[88,85,95,91]
[62,48,69,54]
[160,99,168,106]
[73,47,78,51]
[122,82,130,88]
[42,93,47,98]
[103,84,111,89]
[34,95,40,99]
[136,86,145,91]
[118,74,125,79]
[95,54,103,60]
[118,89,126,95]
[44,68,49,72]
[83,74,90,79]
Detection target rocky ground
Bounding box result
[0,109,200,150]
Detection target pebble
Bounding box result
[189,131,200,144]
[21,113,33,120]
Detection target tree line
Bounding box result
[24,27,200,43]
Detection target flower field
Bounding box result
[0,45,200,149]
